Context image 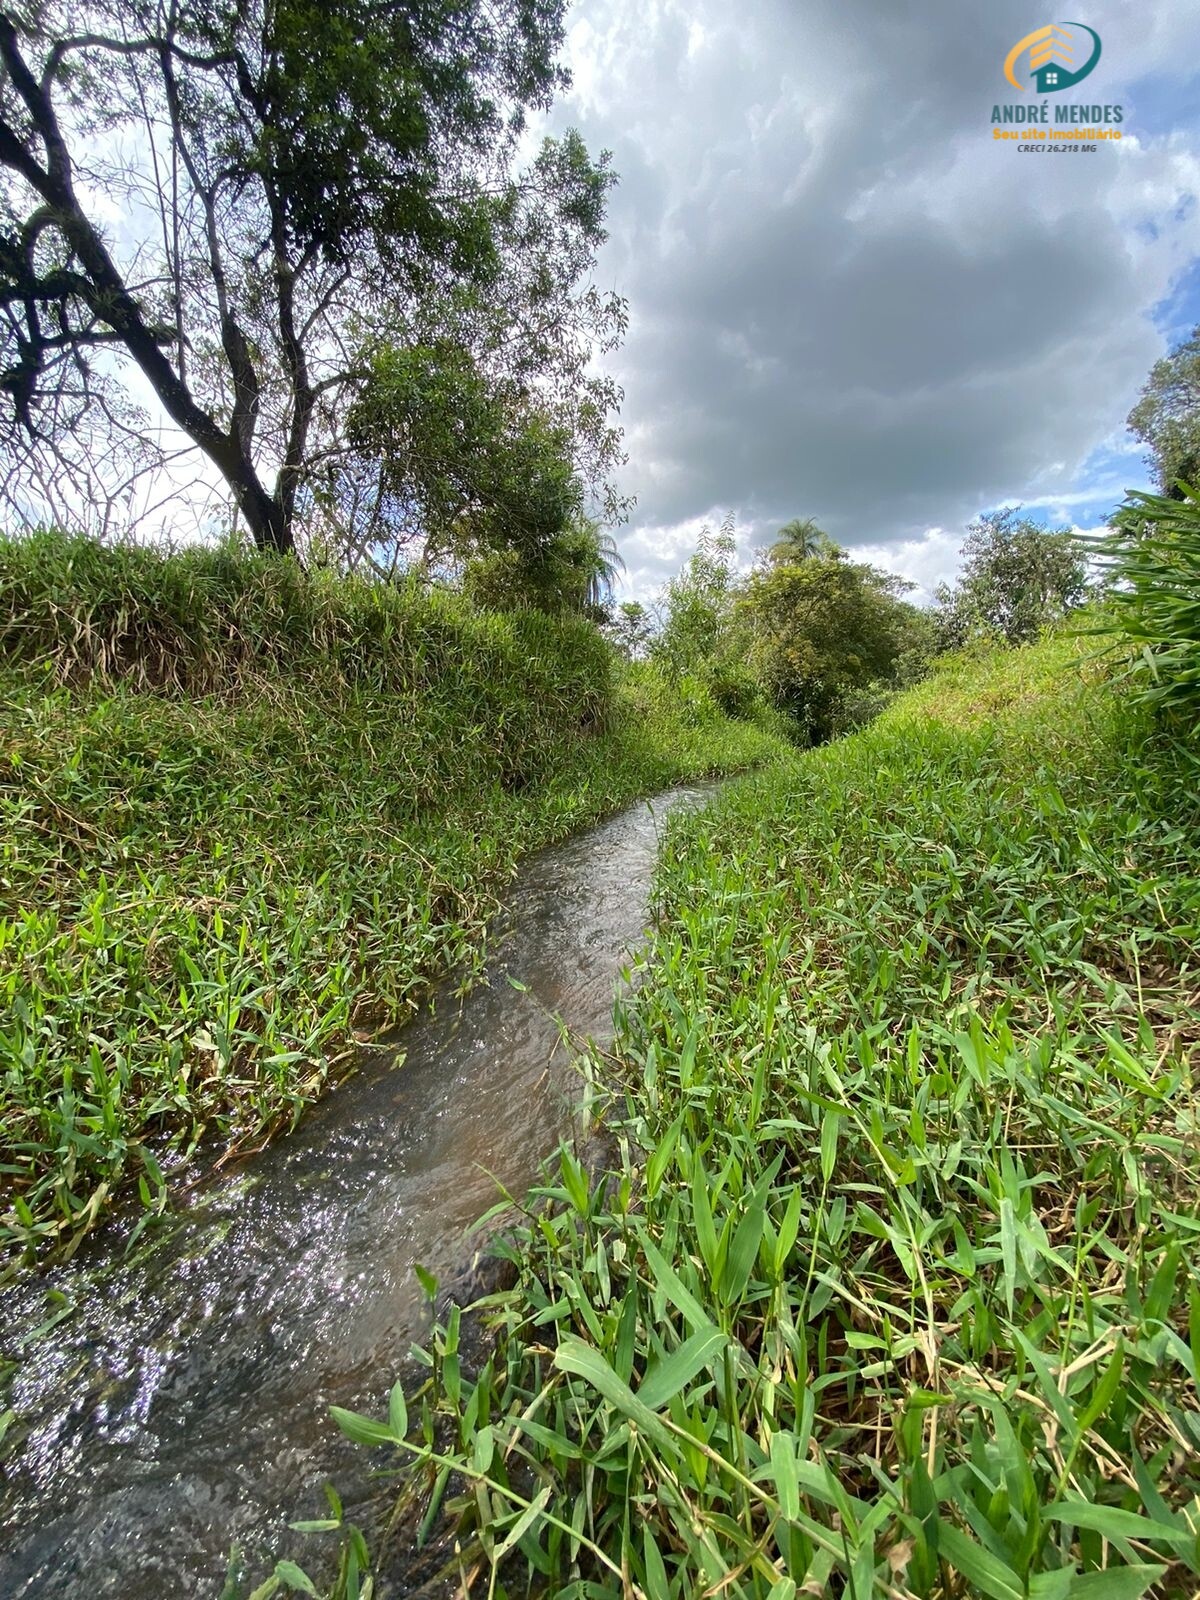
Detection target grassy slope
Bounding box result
[333,633,1200,1600]
[0,534,787,1269]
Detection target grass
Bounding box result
[312,630,1200,1600]
[0,532,786,1273]
[1090,485,1200,742]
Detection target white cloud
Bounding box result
[553,0,1200,595]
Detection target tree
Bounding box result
[652,519,739,676]
[0,2,624,555]
[608,600,653,659]
[741,548,919,743]
[935,509,1089,646]
[767,516,835,565]
[343,339,584,576]
[461,515,623,617]
[578,523,625,614]
[1128,326,1200,499]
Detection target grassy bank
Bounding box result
[0,533,786,1271]
[325,633,1200,1600]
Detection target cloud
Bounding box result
[553,0,1200,598]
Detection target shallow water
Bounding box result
[0,785,713,1598]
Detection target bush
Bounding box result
[824,678,895,737]
[700,659,763,720]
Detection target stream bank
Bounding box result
[0,784,717,1598]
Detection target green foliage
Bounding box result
[319,634,1200,1600]
[649,525,785,728]
[740,550,924,743]
[461,518,623,616]
[606,601,653,660]
[345,341,584,564]
[936,509,1090,646]
[210,0,567,268]
[1092,485,1200,737]
[651,523,740,678]
[648,525,932,743]
[1127,324,1200,498]
[616,660,786,745]
[0,532,785,1270]
[766,517,831,565]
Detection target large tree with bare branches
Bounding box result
[0,0,625,554]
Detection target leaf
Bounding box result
[638,1229,717,1335]
[999,1196,1017,1313]
[473,1424,494,1474]
[1074,1342,1123,1438]
[387,1381,408,1440]
[639,1326,727,1411]
[642,1525,671,1600]
[646,1114,684,1199]
[721,1193,765,1306]
[692,1161,718,1280]
[774,1184,804,1273]
[1063,1567,1166,1600]
[1048,1501,1195,1549]
[553,1335,677,1455]
[329,1406,398,1448]
[937,1521,1023,1600]
[272,1562,318,1596]
[559,1147,590,1215]
[820,1109,839,1185]
[492,1485,552,1562]
[770,1429,800,1522]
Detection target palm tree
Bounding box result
[502,517,625,616]
[581,523,625,610]
[768,517,826,565]
[551,516,625,613]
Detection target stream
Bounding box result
[0,784,714,1597]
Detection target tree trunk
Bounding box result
[232,470,294,556]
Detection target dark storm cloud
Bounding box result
[554,0,1200,592]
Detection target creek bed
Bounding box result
[0,785,715,1598]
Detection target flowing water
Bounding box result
[0,785,714,1598]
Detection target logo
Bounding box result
[1004,23,1102,92]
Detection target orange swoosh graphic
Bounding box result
[1004,24,1073,89]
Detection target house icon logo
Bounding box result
[1004,23,1102,92]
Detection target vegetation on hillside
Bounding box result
[0,532,787,1271]
[309,629,1200,1600]
[935,508,1090,649]
[628,509,1089,747]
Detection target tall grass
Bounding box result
[0,532,786,1271]
[313,633,1200,1600]
[1092,486,1200,739]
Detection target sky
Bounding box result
[544,0,1200,602]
